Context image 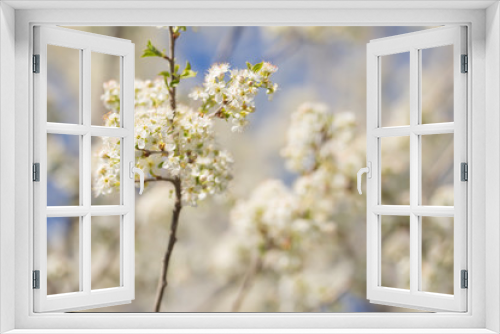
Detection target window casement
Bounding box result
[3,3,497,334]
[362,26,468,312]
[33,26,139,312]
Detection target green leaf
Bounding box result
[251,62,263,72]
[180,61,197,79]
[159,71,171,78]
[174,64,180,74]
[170,78,180,87]
[142,40,164,58]
[181,70,197,79]
[172,26,187,33]
[246,62,252,70]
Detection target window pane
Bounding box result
[381,215,410,290]
[92,52,121,127]
[47,217,80,295]
[380,52,410,127]
[421,216,454,294]
[381,136,410,205]
[47,133,80,206]
[47,45,80,124]
[91,136,121,205]
[421,133,454,206]
[91,215,121,290]
[421,45,454,124]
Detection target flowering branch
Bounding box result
[95,26,278,312]
[167,26,177,112]
[213,103,359,311]
[150,26,182,312]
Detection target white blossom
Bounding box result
[192,62,278,122]
[94,61,277,207]
[212,102,361,304]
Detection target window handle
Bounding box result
[129,162,145,195]
[357,162,372,195]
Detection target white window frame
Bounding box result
[33,26,136,313]
[366,26,467,312]
[1,1,499,333]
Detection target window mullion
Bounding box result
[409,47,420,294]
[78,48,84,293]
[82,47,92,294]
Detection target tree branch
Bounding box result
[135,176,176,184]
[137,148,169,156]
[168,26,177,113]
[152,26,183,312]
[153,176,182,312]
[231,256,262,312]
[206,104,226,119]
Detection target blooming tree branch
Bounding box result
[212,103,361,311]
[94,26,278,312]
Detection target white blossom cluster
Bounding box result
[281,102,356,173]
[94,63,277,206]
[226,180,307,273]
[93,137,121,197]
[283,103,362,225]
[213,103,361,288]
[189,62,278,133]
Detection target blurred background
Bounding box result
[45,26,454,312]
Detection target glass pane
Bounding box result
[47,133,80,206]
[47,45,80,124]
[91,216,121,290]
[381,215,410,290]
[421,133,454,206]
[381,52,410,127]
[381,136,410,205]
[47,217,80,295]
[421,45,454,124]
[92,52,121,127]
[92,136,121,205]
[421,216,454,294]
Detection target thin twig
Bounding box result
[231,256,263,312]
[168,26,177,113]
[137,148,169,156]
[153,177,182,312]
[152,26,183,312]
[136,176,176,184]
[206,105,224,119]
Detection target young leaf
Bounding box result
[180,61,197,79]
[142,40,164,58]
[251,62,263,72]
[246,62,253,70]
[172,26,187,34]
[159,71,171,78]
[181,70,197,79]
[170,78,180,88]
